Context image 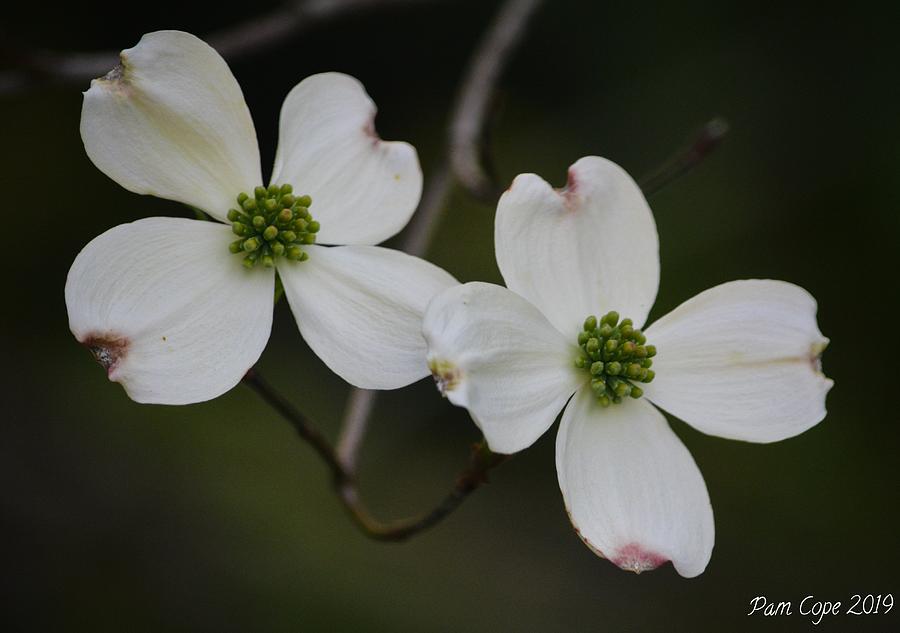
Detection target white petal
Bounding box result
[643,280,833,443]
[423,282,585,454]
[495,156,660,334]
[270,73,422,245]
[557,388,714,577]
[279,245,456,389]
[80,30,262,222]
[65,217,274,404]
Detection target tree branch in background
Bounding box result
[0,0,443,96]
[335,386,381,471]
[639,117,730,195]
[336,0,545,474]
[449,0,545,202]
[243,368,506,541]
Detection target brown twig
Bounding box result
[243,368,505,541]
[336,441,507,541]
[0,0,443,96]
[639,117,730,195]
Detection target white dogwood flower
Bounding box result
[65,30,456,404]
[423,156,832,577]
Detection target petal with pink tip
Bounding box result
[556,387,714,577]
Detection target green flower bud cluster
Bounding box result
[228,184,319,269]
[574,311,657,407]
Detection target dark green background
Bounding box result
[2,1,898,631]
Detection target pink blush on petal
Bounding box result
[611,542,668,574]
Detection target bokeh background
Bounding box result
[2,1,898,631]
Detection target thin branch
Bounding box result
[0,0,443,96]
[639,117,730,195]
[336,441,507,541]
[399,159,455,259]
[335,387,379,470]
[449,0,544,201]
[243,368,505,541]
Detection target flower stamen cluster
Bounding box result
[574,311,656,407]
[228,184,319,268]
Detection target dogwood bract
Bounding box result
[65,30,456,404]
[423,156,832,577]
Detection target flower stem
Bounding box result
[242,367,507,541]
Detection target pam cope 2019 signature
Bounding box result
[747,593,893,626]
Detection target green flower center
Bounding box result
[227,184,319,269]
[574,311,657,407]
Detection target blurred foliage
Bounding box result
[1,1,898,631]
